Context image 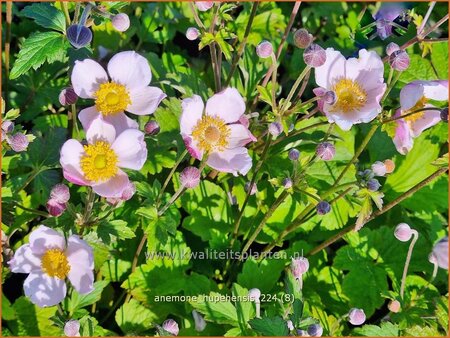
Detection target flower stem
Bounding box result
[60,1,71,26]
[400,230,418,299]
[13,202,49,217]
[189,2,206,31]
[280,66,312,114]
[381,71,401,103]
[382,107,444,124]
[158,186,185,216]
[418,2,437,37]
[156,150,188,207]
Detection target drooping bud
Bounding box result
[162,319,179,336]
[394,223,413,242]
[256,40,273,58]
[244,182,257,195]
[121,182,136,201]
[67,24,93,49]
[64,320,81,337]
[46,199,66,217]
[440,108,448,122]
[282,177,293,189]
[180,167,201,189]
[307,324,323,337]
[291,257,309,278]
[386,42,400,56]
[367,178,381,191]
[288,148,300,161]
[192,310,206,332]
[287,320,295,331]
[50,184,70,204]
[7,133,29,152]
[371,161,387,177]
[144,120,160,135]
[268,122,282,138]
[59,87,78,106]
[323,90,337,105]
[348,308,366,325]
[303,44,326,68]
[388,300,401,313]
[383,159,395,174]
[111,13,130,32]
[195,1,214,11]
[316,201,331,215]
[315,142,335,161]
[248,288,261,302]
[389,50,410,72]
[429,237,448,270]
[186,27,200,41]
[2,120,14,134]
[293,28,313,49]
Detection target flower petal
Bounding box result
[182,134,204,160]
[127,86,166,116]
[205,88,246,123]
[400,82,425,111]
[314,48,346,89]
[180,95,204,135]
[92,169,130,198]
[60,139,89,186]
[410,108,442,137]
[107,51,152,89]
[111,129,147,170]
[8,244,41,274]
[85,118,116,144]
[78,106,100,131]
[71,59,108,99]
[24,272,67,307]
[66,236,94,295]
[346,49,385,91]
[227,124,255,148]
[103,112,139,135]
[207,147,252,176]
[393,116,414,155]
[29,225,65,255]
[421,80,449,101]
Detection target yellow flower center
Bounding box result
[94,82,131,116]
[41,249,70,279]
[331,78,367,113]
[80,141,118,182]
[191,115,230,153]
[403,96,428,123]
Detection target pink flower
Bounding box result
[71,51,166,135]
[60,118,147,198]
[314,48,386,131]
[180,88,256,176]
[195,1,214,11]
[8,225,94,307]
[392,80,448,155]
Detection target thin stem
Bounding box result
[5,1,12,84]
[61,1,71,26]
[158,186,185,216]
[418,2,436,36]
[73,3,81,23]
[381,71,401,103]
[270,53,278,109]
[400,230,419,299]
[13,202,49,217]
[101,290,127,324]
[280,66,312,114]
[189,2,206,31]
[209,3,222,92]
[156,150,187,207]
[383,107,444,124]
[70,104,79,138]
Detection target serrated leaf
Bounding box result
[21,3,66,33]
[97,220,135,245]
[249,316,289,336]
[354,321,399,336]
[115,299,157,335]
[68,281,109,315]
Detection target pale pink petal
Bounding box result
[227,124,255,148]
[400,83,425,111]
[24,272,67,307]
[71,59,108,99]
[103,112,139,135]
[180,95,204,135]
[107,51,152,89]
[205,88,246,123]
[111,129,147,170]
[66,236,94,295]
[393,117,413,155]
[421,80,449,101]
[85,118,116,144]
[314,48,346,89]
[127,86,166,116]
[8,244,41,273]
[92,170,130,198]
[207,147,252,176]
[182,134,204,160]
[78,106,100,131]
[410,108,442,137]
[346,49,385,91]
[29,225,65,255]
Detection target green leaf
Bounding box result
[97,220,135,245]
[249,316,289,336]
[10,32,68,79]
[237,257,286,294]
[68,281,109,314]
[21,3,66,33]
[115,299,157,335]
[189,292,239,325]
[354,322,399,336]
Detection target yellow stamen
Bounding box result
[192,115,230,153]
[331,78,367,113]
[403,96,428,123]
[80,141,118,182]
[94,82,131,116]
[41,249,70,279]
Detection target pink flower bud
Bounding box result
[59,87,78,106]
[388,300,401,313]
[64,320,80,336]
[268,122,282,137]
[303,44,326,68]
[348,308,366,325]
[256,40,273,58]
[50,184,70,204]
[429,237,448,270]
[248,288,261,301]
[7,133,29,152]
[386,42,400,56]
[111,13,130,32]
[2,121,14,134]
[162,319,179,336]
[389,50,410,71]
[282,177,293,189]
[144,120,160,135]
[46,199,66,217]
[192,310,206,332]
[121,182,136,201]
[67,24,92,49]
[291,257,309,278]
[384,159,395,173]
[294,28,313,49]
[287,320,294,331]
[186,27,200,41]
[394,223,413,242]
[323,90,336,105]
[195,1,214,11]
[180,167,201,189]
[244,182,257,195]
[307,324,323,337]
[316,142,335,161]
[371,161,387,177]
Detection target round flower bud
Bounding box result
[7,133,29,152]
[323,91,337,105]
[195,1,214,11]
[386,42,400,56]
[383,159,395,174]
[394,223,413,242]
[59,87,78,106]
[287,320,294,331]
[294,28,313,49]
[348,308,366,325]
[389,50,410,72]
[388,300,401,313]
[256,40,273,58]
[162,319,179,336]
[2,120,14,134]
[121,182,136,201]
[303,44,326,68]
[297,329,308,336]
[180,166,201,189]
[186,27,200,41]
[46,199,66,217]
[67,24,93,49]
[111,13,130,32]
[50,184,70,204]
[371,161,387,177]
[282,177,293,189]
[248,288,261,301]
[367,178,381,191]
[244,182,257,195]
[192,310,206,332]
[440,108,448,122]
[307,324,323,337]
[291,257,309,278]
[429,236,448,270]
[315,142,335,161]
[316,201,331,215]
[288,148,300,161]
[144,120,160,135]
[268,122,282,138]
[64,319,80,337]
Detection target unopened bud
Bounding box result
[7,133,29,152]
[195,1,214,11]
[111,13,130,32]
[67,24,93,49]
[371,161,387,177]
[192,310,206,332]
[316,201,331,215]
[186,27,200,41]
[2,121,14,134]
[144,120,160,135]
[46,199,66,217]
[64,320,80,337]
[389,50,410,72]
[50,184,70,204]
[323,90,336,105]
[180,166,201,189]
[307,324,323,337]
[244,182,257,195]
[383,159,395,173]
[394,223,413,242]
[367,178,381,191]
[294,28,313,49]
[248,288,261,302]
[303,44,326,67]
[316,142,335,161]
[282,177,293,189]
[162,319,179,336]
[440,108,448,122]
[291,257,309,278]
[256,40,273,58]
[287,320,295,331]
[288,148,300,161]
[268,122,282,138]
[386,42,400,56]
[388,300,401,313]
[59,87,78,106]
[348,308,366,325]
